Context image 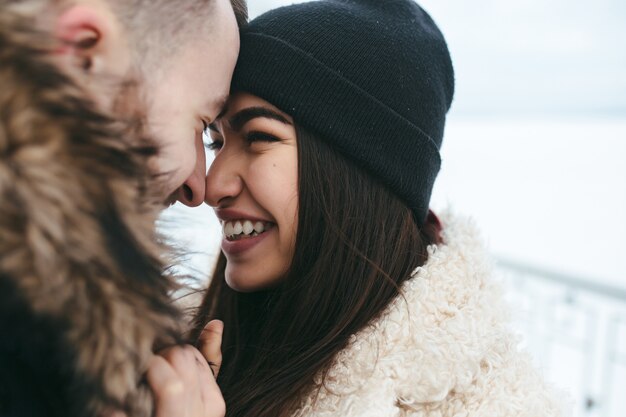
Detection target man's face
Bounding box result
[144,0,240,206]
[53,0,239,206]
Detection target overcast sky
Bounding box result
[250,0,626,118]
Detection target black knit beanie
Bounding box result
[231,0,454,226]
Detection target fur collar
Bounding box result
[293,211,565,416]
[0,10,181,417]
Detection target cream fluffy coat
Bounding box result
[292,212,567,417]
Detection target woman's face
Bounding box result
[204,92,298,292]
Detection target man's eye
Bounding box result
[202,120,211,134]
[246,132,281,143]
[205,140,223,151]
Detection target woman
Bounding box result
[190,1,566,416]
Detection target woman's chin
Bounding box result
[224,266,283,293]
[225,276,257,293]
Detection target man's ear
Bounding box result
[54,5,126,76]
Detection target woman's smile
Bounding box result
[216,209,277,256]
[222,219,274,240]
[221,224,275,256]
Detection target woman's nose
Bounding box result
[204,153,243,207]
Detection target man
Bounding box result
[50,0,244,206]
[0,0,246,416]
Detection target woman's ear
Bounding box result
[54,5,128,76]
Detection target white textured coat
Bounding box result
[292,212,567,417]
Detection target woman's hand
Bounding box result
[146,320,226,417]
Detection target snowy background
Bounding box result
[161,0,626,415]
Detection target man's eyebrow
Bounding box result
[215,99,229,120]
[229,107,292,131]
[207,96,229,133]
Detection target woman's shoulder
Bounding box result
[293,210,568,417]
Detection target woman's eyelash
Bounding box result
[205,132,280,152]
[246,131,281,143]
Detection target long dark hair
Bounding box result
[190,125,442,417]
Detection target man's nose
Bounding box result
[178,136,206,207]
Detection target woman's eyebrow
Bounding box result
[229,107,292,131]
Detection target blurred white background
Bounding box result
[161,1,626,416]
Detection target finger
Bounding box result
[193,351,225,416]
[160,345,200,387]
[187,347,219,412]
[146,355,184,417]
[199,320,224,378]
[181,345,224,415]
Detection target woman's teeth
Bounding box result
[223,220,271,240]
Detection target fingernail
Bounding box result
[205,319,224,332]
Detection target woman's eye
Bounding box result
[246,131,281,144]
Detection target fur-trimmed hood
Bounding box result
[293,211,567,417]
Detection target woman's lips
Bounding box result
[216,209,275,256]
[221,227,273,256]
